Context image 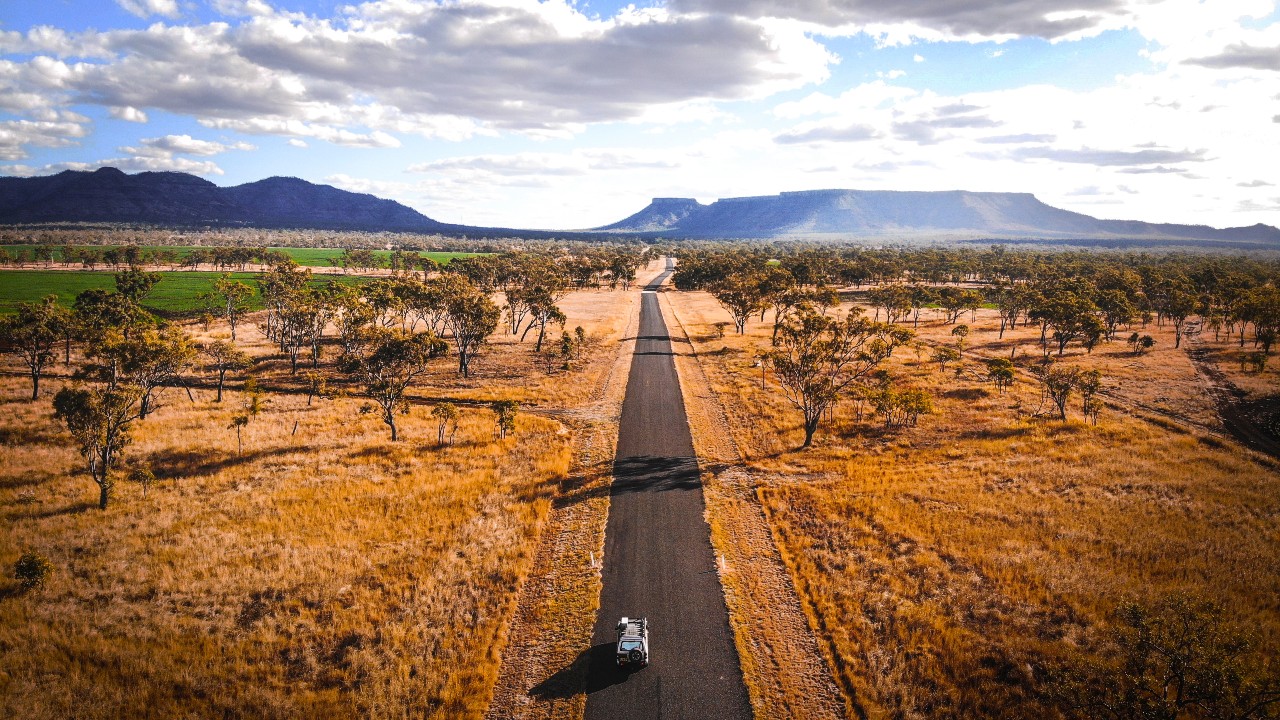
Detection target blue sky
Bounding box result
[1,0,1277,229]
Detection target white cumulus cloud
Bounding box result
[116,0,181,19]
[109,106,149,123]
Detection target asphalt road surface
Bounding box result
[583,263,752,720]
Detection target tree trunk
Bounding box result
[30,368,39,401]
[216,371,225,402]
[802,416,819,448]
[386,413,398,441]
[98,479,110,510]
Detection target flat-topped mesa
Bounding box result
[597,188,1280,243]
[593,197,705,232]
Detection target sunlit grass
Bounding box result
[670,288,1280,718]
[0,374,570,719]
[0,280,641,719]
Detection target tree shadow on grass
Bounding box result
[529,642,634,701]
[0,423,63,447]
[145,445,296,480]
[0,391,42,408]
[957,424,1036,441]
[942,387,991,401]
[8,500,96,521]
[0,470,55,491]
[551,459,613,510]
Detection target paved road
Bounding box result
[583,263,752,720]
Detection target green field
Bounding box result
[254,248,482,267]
[0,270,369,315]
[0,246,484,268]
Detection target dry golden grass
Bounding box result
[0,276,649,719]
[668,287,1280,719]
[1,375,566,719]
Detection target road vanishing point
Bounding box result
[583,260,753,720]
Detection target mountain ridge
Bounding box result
[0,167,447,232]
[1,169,1276,246]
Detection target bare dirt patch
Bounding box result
[1186,339,1280,458]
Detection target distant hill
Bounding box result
[3,170,1276,247]
[597,189,1280,245]
[0,167,447,232]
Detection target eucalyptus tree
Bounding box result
[213,273,254,341]
[114,267,162,303]
[0,296,69,400]
[258,260,311,343]
[342,330,448,441]
[709,273,769,334]
[53,384,144,509]
[768,306,911,448]
[937,287,984,325]
[442,277,501,377]
[867,284,914,325]
[116,325,197,418]
[1033,362,1080,421]
[204,339,253,402]
[986,358,1016,393]
[991,282,1034,339]
[1031,283,1100,356]
[431,402,459,446]
[1095,289,1137,341]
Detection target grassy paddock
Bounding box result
[0,270,369,315]
[670,288,1280,718]
[0,375,570,719]
[0,278,644,719]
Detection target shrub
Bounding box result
[492,400,519,439]
[129,467,156,498]
[15,550,52,590]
